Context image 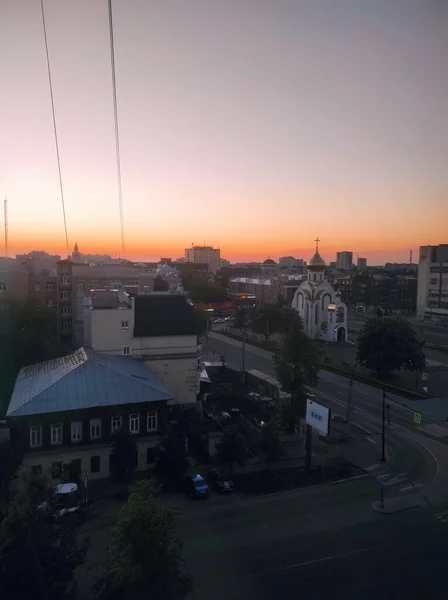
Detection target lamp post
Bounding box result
[380,386,386,462]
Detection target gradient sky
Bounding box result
[1,0,447,264]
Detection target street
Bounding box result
[177,477,448,600]
[178,332,448,598]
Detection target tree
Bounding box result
[154,275,169,292]
[217,425,246,474]
[187,281,226,304]
[0,441,22,504]
[0,469,87,599]
[274,320,320,430]
[250,304,301,342]
[156,431,189,483]
[356,315,425,379]
[0,298,74,412]
[110,429,138,485]
[260,422,283,463]
[95,479,193,600]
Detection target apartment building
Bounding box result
[336,251,353,271]
[337,273,417,311]
[184,245,221,272]
[417,244,448,323]
[56,260,154,344]
[24,258,58,308]
[84,289,200,405]
[6,347,171,481]
[228,277,282,305]
[0,260,29,306]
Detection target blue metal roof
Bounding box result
[6,347,173,418]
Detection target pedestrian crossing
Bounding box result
[375,471,423,493]
[434,509,448,523]
[417,423,448,439]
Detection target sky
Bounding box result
[0,0,447,265]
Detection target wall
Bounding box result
[21,436,160,482]
[86,303,199,405]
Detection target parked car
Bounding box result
[184,474,209,498]
[208,468,235,493]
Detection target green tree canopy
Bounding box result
[109,429,138,485]
[250,304,302,342]
[260,422,283,463]
[95,479,193,600]
[156,431,189,482]
[217,424,246,474]
[356,315,425,378]
[0,469,87,599]
[274,320,320,429]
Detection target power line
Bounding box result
[107,0,126,261]
[40,0,69,257]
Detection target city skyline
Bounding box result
[1,0,447,263]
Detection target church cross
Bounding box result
[315,237,320,252]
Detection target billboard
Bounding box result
[306,398,330,437]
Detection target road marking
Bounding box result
[376,472,395,480]
[435,510,448,520]
[384,475,408,486]
[419,424,448,438]
[399,483,423,493]
[366,464,382,472]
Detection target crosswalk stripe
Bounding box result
[419,424,448,438]
[435,510,448,519]
[399,483,423,493]
[376,472,395,480]
[385,476,408,486]
[366,464,382,472]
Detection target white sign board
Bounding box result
[422,372,428,382]
[306,398,330,437]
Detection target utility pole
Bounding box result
[4,195,8,258]
[380,386,386,461]
[241,308,246,385]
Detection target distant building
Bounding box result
[279,256,305,270]
[84,290,200,405]
[357,257,367,270]
[56,259,155,345]
[337,273,417,312]
[417,244,448,322]
[185,245,221,272]
[6,347,171,481]
[292,243,348,342]
[336,251,353,271]
[0,260,29,305]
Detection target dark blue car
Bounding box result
[185,474,209,498]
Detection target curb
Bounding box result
[372,498,422,514]
[331,473,369,485]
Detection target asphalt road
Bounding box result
[177,478,448,600]
[203,332,448,502]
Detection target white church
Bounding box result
[292,239,348,342]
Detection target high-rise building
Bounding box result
[336,251,353,271]
[417,244,448,322]
[357,257,367,270]
[184,245,221,272]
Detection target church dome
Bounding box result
[263,258,276,265]
[307,250,326,271]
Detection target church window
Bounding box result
[315,304,318,325]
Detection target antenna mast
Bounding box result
[4,195,8,258]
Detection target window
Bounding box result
[90,455,100,473]
[51,423,63,445]
[147,412,158,432]
[0,282,6,291]
[61,305,71,315]
[430,278,438,285]
[91,281,100,290]
[110,280,122,288]
[147,446,157,464]
[76,281,85,291]
[129,414,140,434]
[61,290,70,299]
[31,465,42,476]
[111,416,122,432]
[61,321,71,332]
[46,298,54,307]
[123,346,130,355]
[71,421,82,442]
[36,301,41,307]
[90,418,101,440]
[61,275,70,284]
[121,320,129,331]
[77,297,84,306]
[51,461,62,479]
[34,282,41,291]
[30,425,42,448]
[46,282,55,291]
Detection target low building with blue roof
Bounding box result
[6,346,173,481]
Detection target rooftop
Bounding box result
[6,347,172,418]
[134,294,198,337]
